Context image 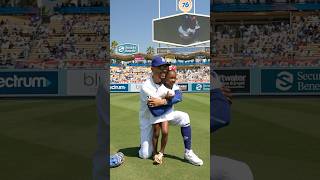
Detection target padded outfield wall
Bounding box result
[0,68,319,96]
[215,67,320,96]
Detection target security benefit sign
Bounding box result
[261,69,320,94]
[0,71,58,95]
[153,13,209,47]
[215,70,250,93]
[117,43,139,55]
[191,83,210,91]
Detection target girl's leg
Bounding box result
[159,121,169,154]
[152,123,160,156]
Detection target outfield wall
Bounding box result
[110,83,210,93]
[0,68,319,96]
[215,67,320,96]
[0,69,106,97]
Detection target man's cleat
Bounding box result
[116,152,124,159]
[184,150,203,166]
[110,152,125,168]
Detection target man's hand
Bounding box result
[147,97,167,107]
[221,86,232,104]
[164,91,174,100]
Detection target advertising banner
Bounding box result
[215,69,250,93]
[0,71,58,95]
[117,43,139,55]
[67,70,106,95]
[191,83,210,91]
[178,83,189,91]
[110,84,129,92]
[261,69,320,94]
[130,84,142,92]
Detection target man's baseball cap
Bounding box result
[151,56,170,67]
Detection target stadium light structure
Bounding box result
[152,13,209,47]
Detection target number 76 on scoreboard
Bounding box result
[178,0,193,13]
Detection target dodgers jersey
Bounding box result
[139,76,162,122]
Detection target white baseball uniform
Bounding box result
[138,76,190,159]
[149,84,177,124]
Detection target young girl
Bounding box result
[149,69,180,164]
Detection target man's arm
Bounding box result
[166,90,182,106]
[148,105,172,117]
[140,81,164,108]
[148,90,183,116]
[148,89,182,107]
[148,83,182,107]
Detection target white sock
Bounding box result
[185,149,191,154]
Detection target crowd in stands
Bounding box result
[0,16,38,68]
[56,0,108,7]
[212,13,320,67]
[111,58,210,67]
[110,65,210,84]
[2,12,320,69]
[0,0,108,7]
[41,14,108,60]
[177,66,210,83]
[0,14,108,69]
[111,66,149,83]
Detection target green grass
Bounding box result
[110,93,210,180]
[1,96,318,180]
[212,98,320,180]
[0,99,97,180]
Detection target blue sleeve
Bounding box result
[149,105,172,117]
[210,88,231,133]
[166,90,182,106]
[148,90,182,117]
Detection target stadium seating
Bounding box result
[110,65,210,83]
[0,13,108,69]
[212,12,320,67]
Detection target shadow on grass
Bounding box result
[118,146,140,157]
[118,146,189,164]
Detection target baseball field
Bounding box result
[1,95,319,180]
[110,93,210,180]
[0,99,97,180]
[213,97,320,180]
